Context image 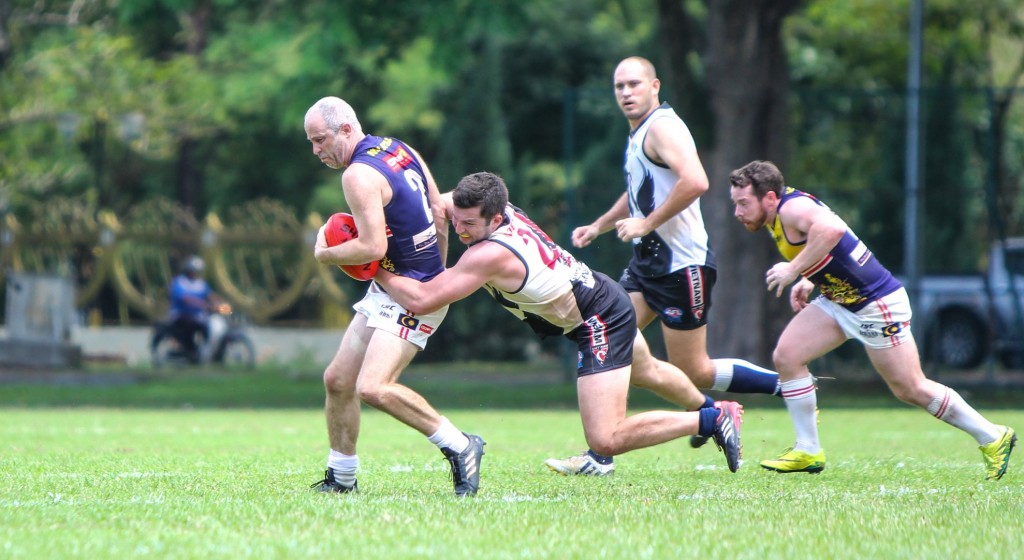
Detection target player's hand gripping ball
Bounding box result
[323,212,380,281]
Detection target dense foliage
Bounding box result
[1,0,1023,361]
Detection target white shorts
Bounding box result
[352,282,448,350]
[810,287,913,349]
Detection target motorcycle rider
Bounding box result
[166,255,223,363]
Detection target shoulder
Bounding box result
[644,111,695,154]
[342,162,386,189]
[777,193,821,218]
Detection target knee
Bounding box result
[583,427,619,456]
[355,382,390,410]
[772,344,804,375]
[586,436,617,457]
[323,366,355,398]
[888,378,926,405]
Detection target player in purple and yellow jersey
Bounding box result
[729,160,1015,480]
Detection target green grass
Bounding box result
[2,405,1021,559]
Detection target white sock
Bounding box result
[926,386,1002,445]
[326,450,358,486]
[781,376,819,453]
[711,360,734,391]
[427,417,469,453]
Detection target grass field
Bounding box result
[2,390,1021,559]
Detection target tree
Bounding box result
[652,0,803,362]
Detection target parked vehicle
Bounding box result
[913,238,1024,369]
[151,304,256,369]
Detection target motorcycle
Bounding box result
[150,303,256,369]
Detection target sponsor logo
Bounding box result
[850,240,872,266]
[385,146,414,172]
[664,307,683,319]
[882,322,902,337]
[419,324,434,334]
[366,138,392,156]
[688,267,705,320]
[585,315,608,346]
[585,315,608,363]
[398,314,420,329]
[577,351,583,368]
[412,227,437,251]
[858,322,880,338]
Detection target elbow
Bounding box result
[405,298,440,315]
[828,226,847,245]
[367,241,388,261]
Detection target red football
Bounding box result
[324,212,380,281]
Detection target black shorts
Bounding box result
[619,264,716,331]
[567,271,637,377]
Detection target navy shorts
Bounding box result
[568,271,637,377]
[619,264,716,331]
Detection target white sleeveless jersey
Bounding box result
[624,103,714,277]
[484,205,595,335]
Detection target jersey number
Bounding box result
[515,221,561,270]
[404,169,434,225]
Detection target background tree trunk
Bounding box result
[661,0,802,364]
[175,0,211,212]
[0,0,11,70]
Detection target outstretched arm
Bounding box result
[375,241,524,315]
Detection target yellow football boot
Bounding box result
[760,448,826,474]
[980,426,1017,481]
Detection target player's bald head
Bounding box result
[615,56,657,81]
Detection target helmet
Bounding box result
[183,255,205,274]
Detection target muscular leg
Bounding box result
[577,366,700,456]
[354,328,443,436]
[325,314,446,451]
[771,305,847,453]
[866,336,1002,444]
[629,330,707,410]
[323,313,371,455]
[630,292,778,396]
[662,323,715,389]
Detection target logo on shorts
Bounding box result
[664,307,683,322]
[688,267,705,320]
[398,314,420,329]
[882,322,902,337]
[577,351,584,368]
[585,315,608,364]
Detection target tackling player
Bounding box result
[376,172,744,474]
